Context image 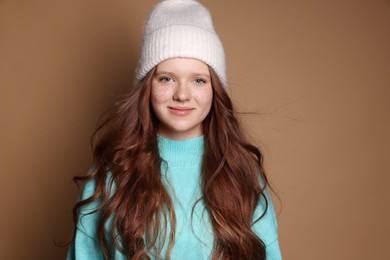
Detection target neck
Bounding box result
[157,135,204,167]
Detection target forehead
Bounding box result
[156,58,210,75]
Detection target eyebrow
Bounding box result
[155,71,210,79]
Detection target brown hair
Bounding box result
[71,67,271,259]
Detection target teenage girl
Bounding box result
[67,0,282,259]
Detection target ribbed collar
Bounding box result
[157,135,204,167]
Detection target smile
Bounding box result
[168,106,195,116]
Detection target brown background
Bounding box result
[1,0,389,259]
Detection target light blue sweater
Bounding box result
[67,136,282,259]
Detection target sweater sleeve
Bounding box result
[252,188,282,260]
[66,179,105,260]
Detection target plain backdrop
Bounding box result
[1,0,389,259]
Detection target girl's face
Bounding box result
[151,58,213,140]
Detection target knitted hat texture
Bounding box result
[136,0,227,87]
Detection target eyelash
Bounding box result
[194,78,207,84]
[159,76,172,82]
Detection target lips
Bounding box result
[168,106,194,116]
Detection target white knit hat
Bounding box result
[136,0,227,87]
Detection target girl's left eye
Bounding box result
[194,78,207,84]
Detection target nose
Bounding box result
[173,81,191,101]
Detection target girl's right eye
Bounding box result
[159,76,172,82]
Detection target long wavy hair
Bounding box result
[71,66,271,259]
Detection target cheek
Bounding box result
[151,85,171,104]
[196,88,213,108]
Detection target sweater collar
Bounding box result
[157,135,204,167]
